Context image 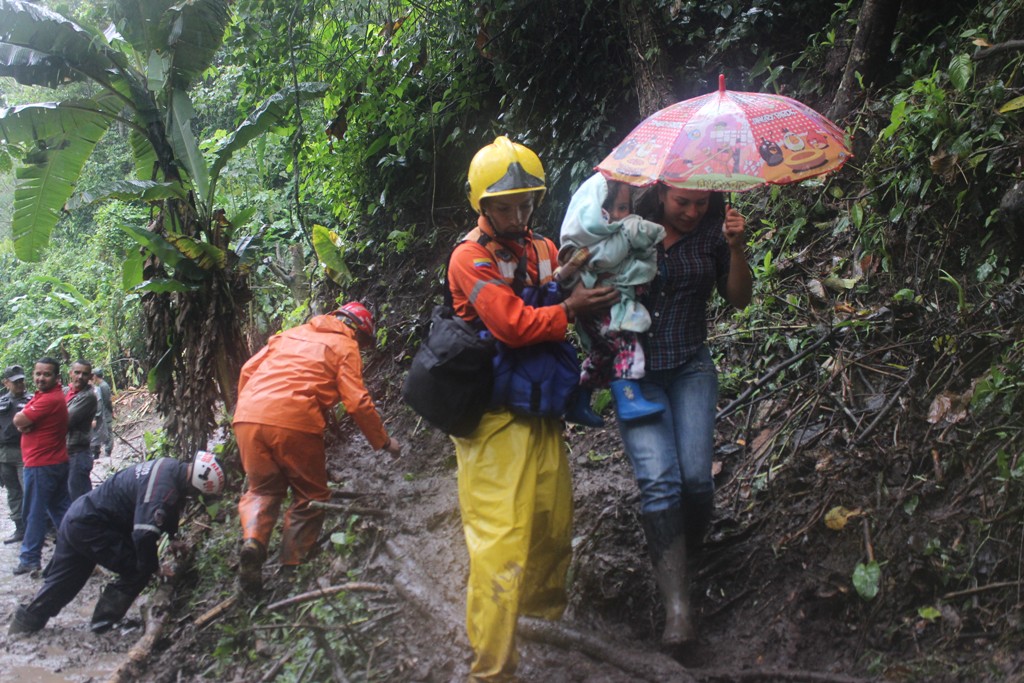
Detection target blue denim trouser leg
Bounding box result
[617,346,718,514]
[67,448,94,501]
[19,462,71,568]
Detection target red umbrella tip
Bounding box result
[719,74,726,92]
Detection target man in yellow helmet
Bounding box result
[448,136,618,681]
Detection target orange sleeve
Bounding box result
[334,339,389,449]
[448,238,570,348]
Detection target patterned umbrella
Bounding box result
[597,75,852,192]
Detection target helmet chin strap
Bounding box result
[482,211,531,241]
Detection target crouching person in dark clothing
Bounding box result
[8,451,226,636]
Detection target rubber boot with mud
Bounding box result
[8,605,47,636]
[90,585,137,634]
[641,507,695,647]
[564,387,603,427]
[239,538,267,594]
[611,379,664,422]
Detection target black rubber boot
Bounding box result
[9,605,48,636]
[239,538,267,595]
[90,585,137,634]
[641,507,695,647]
[682,490,714,552]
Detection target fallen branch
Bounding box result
[193,594,238,629]
[106,582,174,683]
[309,500,387,517]
[972,39,1024,61]
[853,363,915,445]
[310,618,352,683]
[518,616,695,683]
[259,645,298,683]
[386,536,693,683]
[717,329,832,420]
[266,582,390,612]
[694,668,875,683]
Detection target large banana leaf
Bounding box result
[106,0,175,57]
[167,89,209,207]
[161,0,230,89]
[0,99,119,261]
[164,233,228,270]
[207,82,329,203]
[0,0,131,93]
[129,127,159,180]
[0,43,81,88]
[65,178,188,210]
[120,222,205,281]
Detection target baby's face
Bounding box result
[607,184,632,222]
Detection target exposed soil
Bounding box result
[1,389,166,682]
[4,252,1024,683]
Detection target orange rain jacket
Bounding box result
[448,216,572,348]
[233,314,388,449]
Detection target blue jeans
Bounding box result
[67,448,94,501]
[19,462,71,568]
[617,346,718,514]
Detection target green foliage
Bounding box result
[853,560,881,600]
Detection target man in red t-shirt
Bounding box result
[12,357,70,576]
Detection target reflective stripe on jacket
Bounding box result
[448,216,570,349]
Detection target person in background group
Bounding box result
[8,451,226,636]
[90,368,114,460]
[447,136,618,682]
[617,186,753,647]
[1,365,32,545]
[12,357,71,576]
[233,302,402,594]
[65,360,98,501]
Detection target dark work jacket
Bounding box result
[65,386,98,450]
[71,458,189,576]
[0,390,32,446]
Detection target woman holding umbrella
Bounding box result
[598,74,849,648]
[618,185,752,647]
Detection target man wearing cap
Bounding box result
[1,365,32,544]
[90,368,114,460]
[8,451,226,635]
[13,357,71,576]
[233,302,402,593]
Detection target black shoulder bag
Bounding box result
[401,256,495,437]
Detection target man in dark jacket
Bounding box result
[90,368,114,459]
[65,360,98,500]
[0,365,31,544]
[8,451,226,636]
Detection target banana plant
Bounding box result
[0,0,327,453]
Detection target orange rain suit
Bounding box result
[234,314,388,565]
[448,216,576,682]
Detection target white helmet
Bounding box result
[190,450,226,495]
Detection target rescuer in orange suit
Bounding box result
[233,303,402,593]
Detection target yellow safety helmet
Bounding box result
[466,136,546,213]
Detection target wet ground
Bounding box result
[1,390,160,683]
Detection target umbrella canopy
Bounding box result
[597,75,852,192]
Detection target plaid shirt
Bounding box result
[642,219,731,371]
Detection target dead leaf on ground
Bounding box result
[824,506,862,530]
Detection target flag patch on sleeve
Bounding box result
[472,258,492,269]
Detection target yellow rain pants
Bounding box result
[452,409,573,682]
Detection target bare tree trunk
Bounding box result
[619,0,674,117]
[830,0,903,120]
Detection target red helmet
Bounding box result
[336,302,375,342]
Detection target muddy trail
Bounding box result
[1,389,166,682]
[3,259,1024,682]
